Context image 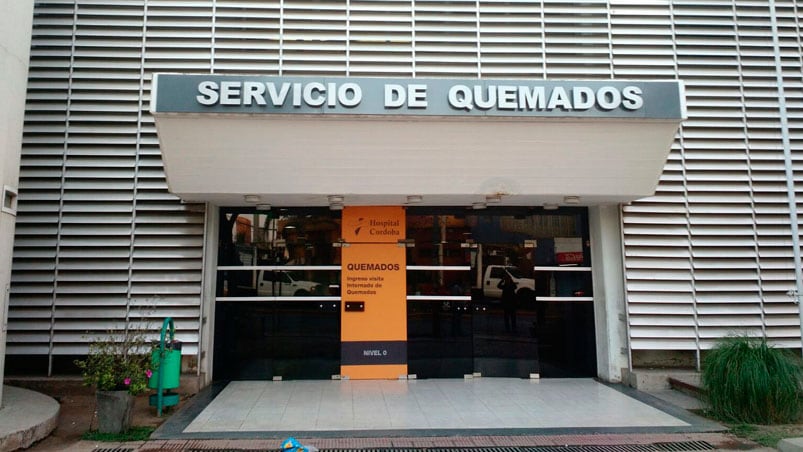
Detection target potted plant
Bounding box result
[74,327,153,434]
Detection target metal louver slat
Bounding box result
[213,1,280,74]
[610,1,675,79]
[281,0,346,75]
[349,0,412,76]
[479,1,543,78]
[543,1,611,78]
[415,0,478,76]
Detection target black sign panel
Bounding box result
[341,341,407,365]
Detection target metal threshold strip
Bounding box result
[178,441,714,452]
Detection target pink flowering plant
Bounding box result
[74,327,153,395]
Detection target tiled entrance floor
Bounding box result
[166,378,718,437]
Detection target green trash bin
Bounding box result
[148,343,181,390]
[148,317,181,415]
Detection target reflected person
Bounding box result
[498,273,517,333]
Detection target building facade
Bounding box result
[7,1,803,385]
[1,0,34,406]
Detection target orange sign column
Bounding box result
[340,206,407,379]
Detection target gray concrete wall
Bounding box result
[0,0,34,406]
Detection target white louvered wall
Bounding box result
[623,0,803,357]
[10,0,803,371]
[11,1,207,370]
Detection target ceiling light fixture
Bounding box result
[486,194,502,204]
[329,203,344,211]
[563,196,580,205]
[543,203,559,211]
[255,204,272,211]
[472,202,487,210]
[244,194,261,203]
[328,195,344,204]
[406,195,423,204]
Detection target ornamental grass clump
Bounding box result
[702,336,803,424]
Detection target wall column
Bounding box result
[589,205,629,382]
[0,0,35,407]
[199,202,217,387]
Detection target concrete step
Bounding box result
[646,388,704,411]
[668,374,704,399]
[0,386,59,451]
[623,368,700,392]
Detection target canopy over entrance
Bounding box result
[151,75,685,207]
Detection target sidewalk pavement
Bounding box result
[28,432,778,451]
[16,382,780,452]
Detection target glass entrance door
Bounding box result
[406,214,473,378]
[214,299,340,380]
[213,208,342,380]
[469,237,540,377]
[462,214,540,378]
[406,208,597,379]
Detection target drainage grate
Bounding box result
[653,441,715,452]
[185,450,278,452]
[185,450,274,452]
[325,449,426,452]
[525,447,651,452]
[186,445,713,452]
[94,448,135,452]
[523,442,714,452]
[431,449,522,452]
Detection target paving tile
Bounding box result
[140,432,756,452]
[157,378,721,443]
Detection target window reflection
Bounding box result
[217,208,341,297]
[219,210,341,266]
[405,210,591,298]
[215,207,592,300]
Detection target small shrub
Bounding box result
[702,336,803,424]
[74,327,153,395]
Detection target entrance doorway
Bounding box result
[212,207,596,381]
